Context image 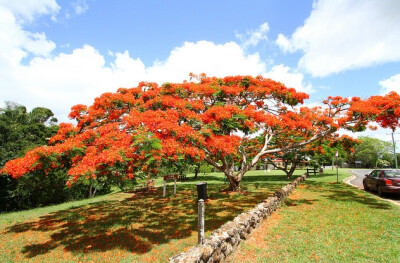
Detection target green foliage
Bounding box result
[312,142,348,167]
[376,158,390,168]
[354,136,392,168]
[12,168,69,209]
[0,102,58,166]
[267,136,317,177]
[199,162,214,174]
[2,167,112,211]
[0,102,112,212]
[157,159,195,177]
[0,102,61,211]
[111,176,137,191]
[0,174,17,211]
[308,159,320,168]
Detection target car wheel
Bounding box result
[363,182,369,191]
[377,186,384,197]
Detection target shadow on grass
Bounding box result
[185,175,225,182]
[6,183,278,258]
[364,191,400,201]
[304,180,393,210]
[242,174,296,183]
[285,198,318,207]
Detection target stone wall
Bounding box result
[169,174,307,263]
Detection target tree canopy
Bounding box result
[0,102,60,211]
[353,136,393,168]
[2,75,400,191]
[0,102,58,166]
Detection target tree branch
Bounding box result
[204,156,224,172]
[264,127,336,155]
[237,128,274,180]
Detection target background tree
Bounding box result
[267,134,359,178]
[265,140,320,179]
[314,142,347,168]
[157,158,195,178]
[192,161,214,179]
[314,135,360,167]
[0,102,58,166]
[2,76,400,192]
[353,136,392,168]
[0,102,59,211]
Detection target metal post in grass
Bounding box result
[392,131,398,169]
[336,151,339,182]
[198,199,205,245]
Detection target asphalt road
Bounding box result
[349,169,372,189]
[348,169,400,206]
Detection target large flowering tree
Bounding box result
[2,75,399,191]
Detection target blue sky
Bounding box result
[1,0,400,140]
[37,1,311,65]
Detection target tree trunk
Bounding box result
[92,188,97,198]
[286,162,298,179]
[194,164,199,179]
[224,172,241,192]
[89,185,96,198]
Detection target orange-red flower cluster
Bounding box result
[2,74,400,186]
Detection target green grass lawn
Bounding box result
[0,169,301,263]
[228,169,400,263]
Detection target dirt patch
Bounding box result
[288,191,302,200]
[227,188,309,262]
[227,211,283,262]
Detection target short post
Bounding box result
[163,179,166,197]
[335,151,339,182]
[198,199,205,245]
[196,182,207,201]
[173,178,177,195]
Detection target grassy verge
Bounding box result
[0,169,300,263]
[228,169,400,262]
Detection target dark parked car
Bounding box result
[363,169,400,196]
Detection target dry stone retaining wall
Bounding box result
[169,174,307,263]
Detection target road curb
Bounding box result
[343,174,357,188]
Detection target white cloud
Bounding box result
[275,34,293,53]
[0,3,56,68]
[0,2,57,114]
[276,0,400,77]
[2,40,266,123]
[0,2,323,126]
[339,124,396,144]
[236,22,269,48]
[14,41,266,123]
[379,74,400,95]
[5,45,147,122]
[0,0,60,23]
[146,41,266,83]
[263,64,313,93]
[0,2,268,123]
[72,0,89,15]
